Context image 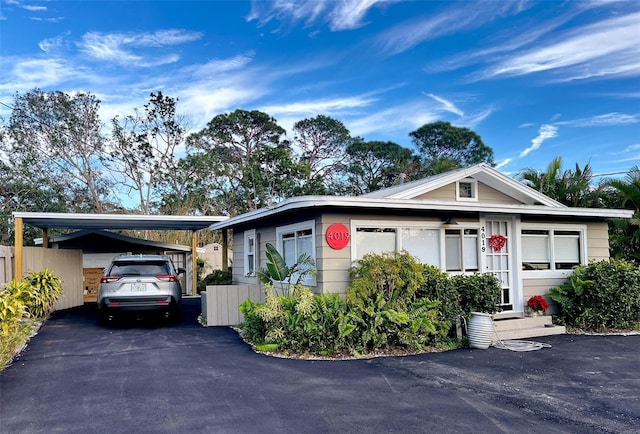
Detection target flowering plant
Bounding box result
[527,295,550,313]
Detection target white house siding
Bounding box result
[477,183,523,204]
[415,183,456,201]
[414,182,522,205]
[317,214,353,296]
[586,221,610,261]
[523,278,567,315]
[231,230,252,286]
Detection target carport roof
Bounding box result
[13,212,228,231]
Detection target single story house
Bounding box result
[210,163,633,319]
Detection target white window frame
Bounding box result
[456,178,478,202]
[243,229,256,276]
[444,227,481,274]
[350,220,481,274]
[276,219,316,286]
[520,223,587,278]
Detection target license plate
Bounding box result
[132,283,146,292]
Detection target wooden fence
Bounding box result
[0,246,84,311]
[0,246,13,284]
[201,284,265,326]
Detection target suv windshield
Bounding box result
[109,261,172,276]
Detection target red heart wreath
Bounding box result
[488,234,507,252]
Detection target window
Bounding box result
[355,226,441,265]
[353,221,481,271]
[401,228,441,267]
[456,179,478,201]
[276,220,316,285]
[244,230,256,276]
[445,229,479,272]
[355,228,397,260]
[522,227,584,271]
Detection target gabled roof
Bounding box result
[210,196,633,231]
[362,163,565,207]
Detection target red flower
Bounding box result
[527,295,550,312]
[488,234,507,252]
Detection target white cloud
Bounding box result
[426,93,464,117]
[495,158,512,169]
[22,4,46,12]
[374,2,528,56]
[327,0,390,31]
[38,34,67,53]
[0,57,85,92]
[346,101,442,138]
[79,30,202,66]
[459,108,492,130]
[555,113,639,127]
[30,16,63,22]
[181,54,255,77]
[520,124,558,157]
[261,95,376,116]
[247,0,391,32]
[608,143,640,164]
[623,144,640,153]
[484,12,640,80]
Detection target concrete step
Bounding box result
[493,316,552,331]
[490,316,566,342]
[492,324,566,342]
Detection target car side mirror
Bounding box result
[177,267,186,275]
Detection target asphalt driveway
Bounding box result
[1,299,639,434]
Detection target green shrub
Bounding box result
[238,298,268,344]
[25,269,64,318]
[340,252,443,353]
[549,259,640,330]
[5,269,63,319]
[0,284,28,335]
[239,284,344,354]
[416,265,460,331]
[197,269,233,292]
[452,273,503,319]
[347,251,425,310]
[1,269,63,370]
[239,252,507,357]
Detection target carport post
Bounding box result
[192,230,197,296]
[14,216,23,281]
[42,228,49,248]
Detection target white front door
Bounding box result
[484,218,515,312]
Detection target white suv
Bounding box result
[97,255,184,324]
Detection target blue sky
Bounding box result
[1,0,638,180]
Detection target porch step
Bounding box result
[491,316,566,342]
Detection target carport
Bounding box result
[12,212,228,296]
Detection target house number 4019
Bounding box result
[326,223,350,250]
